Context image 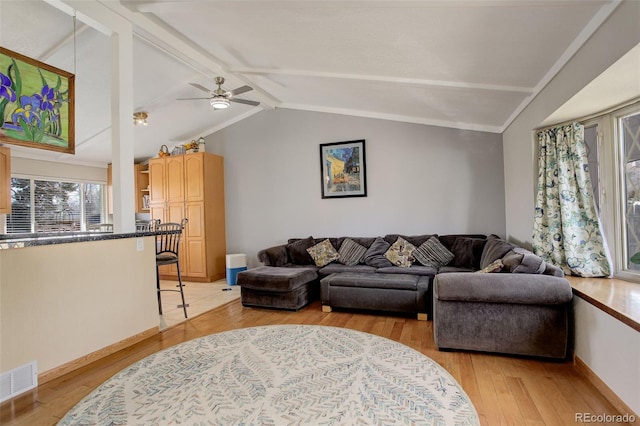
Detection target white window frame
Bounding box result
[6,174,108,233]
[585,102,640,282]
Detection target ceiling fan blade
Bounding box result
[226,85,253,97]
[176,97,211,100]
[189,83,213,94]
[230,98,260,106]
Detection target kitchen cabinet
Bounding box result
[107,163,151,214]
[149,152,226,282]
[0,146,10,214]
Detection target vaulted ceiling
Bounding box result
[0,0,635,167]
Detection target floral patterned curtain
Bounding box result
[532,122,612,277]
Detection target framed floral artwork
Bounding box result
[320,139,367,198]
[0,47,75,154]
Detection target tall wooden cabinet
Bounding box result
[0,146,10,214]
[149,152,226,282]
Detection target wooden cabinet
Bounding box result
[107,163,151,214]
[0,146,10,214]
[149,152,226,282]
[135,164,150,213]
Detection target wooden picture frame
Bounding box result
[320,139,367,198]
[0,47,75,154]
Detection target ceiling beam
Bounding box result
[231,68,534,94]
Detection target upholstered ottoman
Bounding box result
[320,272,431,320]
[237,266,319,310]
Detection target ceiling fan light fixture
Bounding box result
[210,97,230,110]
[133,111,148,126]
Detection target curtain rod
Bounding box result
[534,97,640,132]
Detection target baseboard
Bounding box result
[38,327,159,385]
[159,274,225,283]
[574,355,638,419]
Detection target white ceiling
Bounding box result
[0,0,635,167]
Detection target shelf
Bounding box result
[141,189,149,192]
[140,170,149,174]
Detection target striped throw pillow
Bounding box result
[413,236,454,267]
[338,238,367,266]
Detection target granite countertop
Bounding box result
[0,231,161,250]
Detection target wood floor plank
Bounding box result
[0,299,633,426]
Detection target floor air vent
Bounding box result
[0,361,38,403]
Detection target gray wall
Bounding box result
[207,108,504,266]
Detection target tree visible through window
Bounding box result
[6,177,104,233]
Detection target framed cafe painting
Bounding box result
[0,47,75,154]
[320,139,367,199]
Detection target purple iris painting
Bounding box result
[0,47,74,154]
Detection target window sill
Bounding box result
[567,276,640,332]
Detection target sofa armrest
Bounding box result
[258,244,289,266]
[434,273,572,305]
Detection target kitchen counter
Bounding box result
[0,230,162,249]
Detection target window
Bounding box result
[579,102,640,281]
[6,177,106,233]
[619,110,640,274]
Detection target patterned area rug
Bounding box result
[60,325,479,425]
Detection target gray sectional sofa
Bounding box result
[238,233,574,359]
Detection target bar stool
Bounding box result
[156,219,188,318]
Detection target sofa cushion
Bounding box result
[237,266,318,292]
[480,235,515,269]
[306,239,340,267]
[385,237,416,268]
[323,272,419,291]
[286,236,316,265]
[447,237,487,269]
[338,238,368,266]
[376,265,437,276]
[475,259,504,273]
[413,236,454,267]
[363,237,394,268]
[434,273,573,305]
[383,234,435,247]
[502,248,546,274]
[318,263,376,276]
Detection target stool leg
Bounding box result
[156,266,163,315]
[176,262,188,319]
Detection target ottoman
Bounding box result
[237,266,319,310]
[320,272,431,320]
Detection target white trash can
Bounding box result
[226,254,247,285]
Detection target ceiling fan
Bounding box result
[177,76,260,109]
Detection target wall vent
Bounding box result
[0,361,38,403]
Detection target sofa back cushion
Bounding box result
[480,235,515,269]
[383,234,435,247]
[363,237,394,268]
[286,236,316,265]
[438,235,487,270]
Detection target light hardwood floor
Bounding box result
[1,299,635,426]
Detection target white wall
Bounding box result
[0,237,158,376]
[502,0,640,246]
[11,157,107,183]
[574,297,640,414]
[207,108,505,266]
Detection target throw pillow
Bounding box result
[286,236,315,265]
[502,248,546,274]
[475,259,504,273]
[479,235,515,269]
[413,236,454,267]
[306,239,340,267]
[338,238,367,266]
[363,237,394,268]
[385,237,416,268]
